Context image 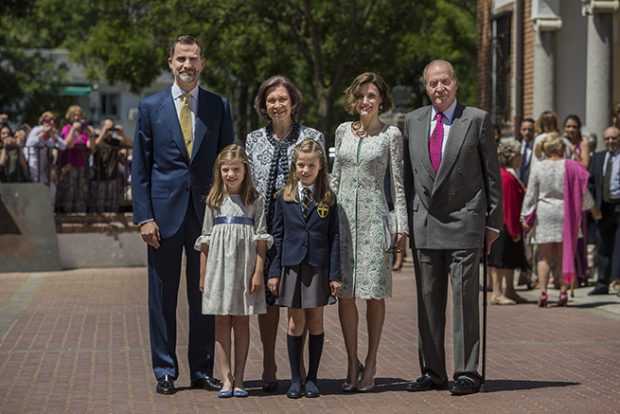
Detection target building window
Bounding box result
[491,11,512,127]
[100,93,119,117]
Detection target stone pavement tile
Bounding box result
[0,264,619,413]
[0,274,28,311]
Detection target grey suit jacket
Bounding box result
[403,103,503,250]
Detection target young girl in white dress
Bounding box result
[195,145,272,398]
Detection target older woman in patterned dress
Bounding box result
[331,72,408,392]
[245,75,325,392]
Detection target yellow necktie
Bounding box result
[180,93,193,157]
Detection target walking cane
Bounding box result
[481,240,488,392]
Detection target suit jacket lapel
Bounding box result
[433,104,470,193]
[159,88,190,161]
[191,87,209,163]
[306,199,317,220]
[415,107,435,178]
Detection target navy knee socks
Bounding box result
[287,333,325,383]
[287,334,303,382]
[307,333,324,382]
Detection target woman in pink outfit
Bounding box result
[58,105,94,212]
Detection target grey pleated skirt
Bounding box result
[275,261,332,308]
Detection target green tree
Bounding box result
[0,0,74,124]
[2,0,478,140]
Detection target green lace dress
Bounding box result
[331,122,408,299]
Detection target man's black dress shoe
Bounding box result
[449,376,481,396]
[405,374,448,392]
[191,376,223,391]
[286,380,304,399]
[156,375,176,395]
[588,286,609,296]
[304,380,320,398]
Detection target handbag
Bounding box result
[524,210,536,227]
[383,211,397,252]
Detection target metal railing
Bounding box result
[1,143,132,214]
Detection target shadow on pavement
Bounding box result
[482,379,579,392]
[570,301,620,309]
[244,377,411,396]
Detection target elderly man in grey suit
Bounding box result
[403,60,502,396]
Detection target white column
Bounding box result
[532,30,556,117]
[583,0,619,150]
[531,0,562,117]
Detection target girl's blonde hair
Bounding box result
[282,139,335,207]
[206,144,259,209]
[534,132,565,159]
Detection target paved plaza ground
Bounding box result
[1,259,619,413]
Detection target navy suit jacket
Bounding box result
[132,86,234,238]
[269,192,340,281]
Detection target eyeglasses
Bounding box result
[604,135,619,140]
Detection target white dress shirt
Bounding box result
[297,182,315,201]
[603,151,620,200]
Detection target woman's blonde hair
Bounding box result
[38,111,56,124]
[497,139,521,167]
[534,132,565,159]
[65,105,83,121]
[206,145,258,209]
[282,139,335,207]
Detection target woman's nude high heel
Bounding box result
[341,361,363,392]
[357,366,376,392]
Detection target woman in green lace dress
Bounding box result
[331,72,408,392]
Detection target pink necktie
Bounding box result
[429,112,444,173]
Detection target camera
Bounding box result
[3,137,17,149]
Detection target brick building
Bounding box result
[478,0,619,148]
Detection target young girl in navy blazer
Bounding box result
[268,139,341,398]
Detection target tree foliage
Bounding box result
[1,0,478,141]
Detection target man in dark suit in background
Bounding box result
[132,35,234,394]
[588,126,620,296]
[517,117,536,186]
[403,59,502,396]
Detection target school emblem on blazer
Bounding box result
[317,204,329,218]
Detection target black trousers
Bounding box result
[595,202,620,287]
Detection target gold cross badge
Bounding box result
[317,204,329,218]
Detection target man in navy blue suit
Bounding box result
[132,35,234,395]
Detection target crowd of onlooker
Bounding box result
[491,104,620,304]
[0,105,133,213]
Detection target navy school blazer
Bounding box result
[268,192,340,281]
